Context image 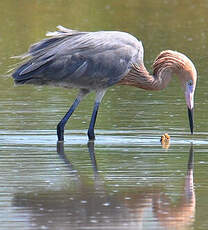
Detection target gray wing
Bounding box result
[12,26,144,90]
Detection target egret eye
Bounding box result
[187,80,193,86]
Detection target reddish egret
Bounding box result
[12,26,197,141]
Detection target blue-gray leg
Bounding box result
[88,90,106,140]
[57,89,89,142]
[88,102,99,140]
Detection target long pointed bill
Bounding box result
[188,107,194,134]
[185,87,194,134]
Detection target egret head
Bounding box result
[176,51,197,134]
[153,50,197,134]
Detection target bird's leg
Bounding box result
[57,89,89,142]
[88,89,106,140]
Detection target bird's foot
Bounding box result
[88,129,95,140]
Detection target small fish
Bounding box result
[160,133,170,149]
[160,133,170,142]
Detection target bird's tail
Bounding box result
[12,26,84,85]
[12,61,34,84]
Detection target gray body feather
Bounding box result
[13,26,144,91]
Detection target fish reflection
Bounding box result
[12,143,195,229]
[161,138,170,149]
[160,133,171,149]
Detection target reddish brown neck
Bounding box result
[118,50,194,91]
[118,63,172,91]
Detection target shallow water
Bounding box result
[1,0,208,229]
[1,131,208,230]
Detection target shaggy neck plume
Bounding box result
[119,50,189,91]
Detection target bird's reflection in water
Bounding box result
[57,140,99,176]
[13,143,195,230]
[87,141,99,175]
[152,144,195,229]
